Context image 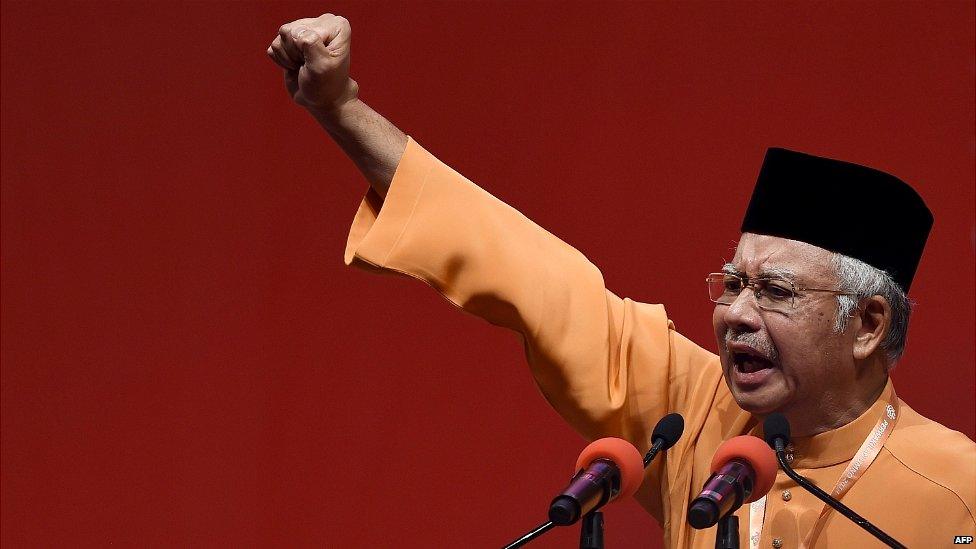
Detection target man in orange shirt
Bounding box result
[268,13,975,548]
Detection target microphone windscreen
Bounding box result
[575,437,644,498]
[652,413,685,450]
[710,436,778,503]
[763,413,791,449]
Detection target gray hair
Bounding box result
[832,253,913,365]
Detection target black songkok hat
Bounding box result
[740,148,933,293]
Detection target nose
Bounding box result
[721,289,762,332]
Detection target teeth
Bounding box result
[734,354,771,374]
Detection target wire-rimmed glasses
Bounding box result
[706,272,855,313]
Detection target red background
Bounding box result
[2,2,973,547]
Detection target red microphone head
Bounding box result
[710,435,778,502]
[575,437,644,498]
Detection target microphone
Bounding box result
[688,436,777,529]
[643,412,685,466]
[547,438,644,526]
[504,416,685,548]
[763,412,790,452]
[762,414,907,549]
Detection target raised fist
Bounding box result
[267,13,357,112]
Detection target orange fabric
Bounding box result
[344,137,976,547]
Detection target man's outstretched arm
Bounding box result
[265,13,724,525]
[267,13,405,199]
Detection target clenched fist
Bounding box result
[267,13,358,113]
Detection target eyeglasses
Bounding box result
[706,272,855,313]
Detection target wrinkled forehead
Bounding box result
[729,233,837,283]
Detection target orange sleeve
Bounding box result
[344,137,725,523]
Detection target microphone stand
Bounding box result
[571,432,671,549]
[715,514,739,549]
[772,444,906,549]
[579,511,604,549]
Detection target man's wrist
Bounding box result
[305,79,360,122]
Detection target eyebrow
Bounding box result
[722,263,797,281]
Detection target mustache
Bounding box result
[723,328,779,363]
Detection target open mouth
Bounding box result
[732,352,776,374]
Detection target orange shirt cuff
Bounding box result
[344,136,434,269]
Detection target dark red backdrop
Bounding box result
[2,1,973,547]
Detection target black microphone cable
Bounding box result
[763,414,906,549]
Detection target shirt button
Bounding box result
[772,538,783,548]
[781,490,792,501]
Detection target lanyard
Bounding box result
[748,394,900,549]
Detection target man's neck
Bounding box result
[787,375,889,437]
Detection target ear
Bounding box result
[851,295,890,360]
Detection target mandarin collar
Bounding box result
[751,378,897,469]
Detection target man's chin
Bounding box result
[735,398,780,415]
[726,383,784,415]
